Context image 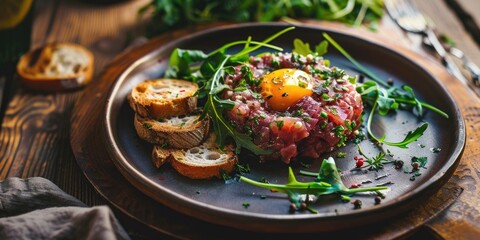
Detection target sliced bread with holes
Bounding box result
[128,79,198,119]
[152,133,238,179]
[134,111,210,149]
[17,43,94,91]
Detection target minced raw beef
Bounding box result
[221,52,363,163]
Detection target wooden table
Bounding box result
[1,0,480,239]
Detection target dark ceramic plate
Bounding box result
[104,23,465,233]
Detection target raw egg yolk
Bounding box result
[259,68,313,111]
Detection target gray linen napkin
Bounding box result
[0,177,130,240]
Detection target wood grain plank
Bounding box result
[456,0,480,35]
[0,0,150,208]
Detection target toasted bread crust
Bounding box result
[169,134,238,179]
[170,154,237,179]
[151,146,175,168]
[134,113,210,149]
[128,79,198,119]
[16,43,94,91]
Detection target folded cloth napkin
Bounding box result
[0,177,130,240]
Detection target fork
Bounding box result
[385,0,480,95]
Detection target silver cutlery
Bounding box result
[385,0,480,96]
[447,46,480,84]
[423,35,480,85]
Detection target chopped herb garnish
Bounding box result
[234,79,248,92]
[300,162,311,168]
[321,93,333,101]
[235,163,251,174]
[430,147,441,153]
[320,111,328,119]
[411,156,428,168]
[143,123,152,129]
[292,109,304,117]
[276,120,284,130]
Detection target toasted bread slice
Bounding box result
[128,79,198,119]
[134,112,209,149]
[17,42,94,91]
[151,147,173,168]
[168,133,238,179]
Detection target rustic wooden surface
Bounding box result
[1,0,480,239]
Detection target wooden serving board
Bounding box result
[70,22,470,239]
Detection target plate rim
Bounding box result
[103,22,466,232]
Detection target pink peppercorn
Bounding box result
[350,183,361,188]
[356,158,364,168]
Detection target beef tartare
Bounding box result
[222,52,363,163]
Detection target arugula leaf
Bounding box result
[293,38,328,56]
[200,51,227,79]
[401,85,423,117]
[166,48,208,79]
[314,40,329,56]
[357,80,429,148]
[376,88,399,116]
[383,122,428,148]
[293,39,312,56]
[240,157,388,207]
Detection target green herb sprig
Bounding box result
[139,0,384,37]
[356,145,393,171]
[240,157,387,207]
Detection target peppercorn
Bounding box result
[350,183,361,188]
[300,202,307,211]
[394,160,404,169]
[387,78,394,86]
[374,196,382,205]
[353,199,362,209]
[289,203,297,213]
[412,162,420,171]
[356,158,364,168]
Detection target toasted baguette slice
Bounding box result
[151,147,173,168]
[168,133,238,179]
[128,79,198,119]
[134,112,209,149]
[17,43,94,91]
